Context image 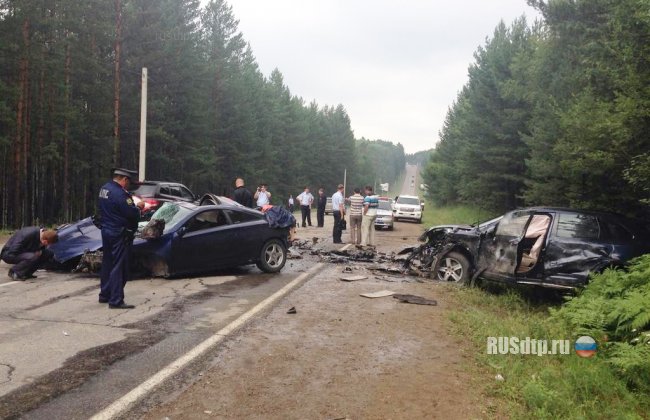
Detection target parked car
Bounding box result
[49,199,290,277]
[324,197,333,215]
[393,194,422,223]
[129,181,197,220]
[374,199,394,230]
[405,207,650,289]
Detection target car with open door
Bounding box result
[405,207,650,290]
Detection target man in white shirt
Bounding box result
[296,186,314,227]
[331,184,346,243]
[254,184,272,207]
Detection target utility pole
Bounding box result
[139,67,147,181]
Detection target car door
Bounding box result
[542,212,609,287]
[170,209,236,273]
[479,210,532,283]
[222,209,269,265]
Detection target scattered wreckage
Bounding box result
[292,206,650,290]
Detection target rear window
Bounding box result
[378,201,392,210]
[130,184,158,196]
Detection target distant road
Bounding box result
[400,164,419,196]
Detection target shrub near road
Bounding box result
[424,205,650,418]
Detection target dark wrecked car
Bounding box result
[49,197,293,277]
[403,207,650,290]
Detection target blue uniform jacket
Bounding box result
[98,180,140,236]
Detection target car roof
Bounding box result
[131,180,188,187]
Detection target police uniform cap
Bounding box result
[112,167,138,179]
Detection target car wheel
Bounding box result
[417,218,422,224]
[435,252,470,284]
[256,239,287,273]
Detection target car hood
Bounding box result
[49,217,103,263]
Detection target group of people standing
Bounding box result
[230,178,379,246]
[232,178,272,209]
[332,184,378,246]
[294,187,328,228]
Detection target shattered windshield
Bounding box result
[151,202,193,233]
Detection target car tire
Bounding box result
[256,239,287,273]
[434,252,471,285]
[417,218,422,224]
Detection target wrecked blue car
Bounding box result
[50,197,293,277]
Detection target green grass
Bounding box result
[421,203,499,228]
[424,205,650,419]
[448,287,648,419]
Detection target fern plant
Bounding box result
[550,254,650,391]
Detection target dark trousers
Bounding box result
[100,232,132,306]
[2,248,53,277]
[333,211,343,243]
[300,205,312,226]
[317,207,325,227]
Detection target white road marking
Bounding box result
[0,281,20,288]
[89,263,324,420]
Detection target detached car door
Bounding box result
[479,210,532,283]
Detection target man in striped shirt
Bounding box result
[348,188,364,245]
[361,185,379,246]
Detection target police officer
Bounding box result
[98,168,144,309]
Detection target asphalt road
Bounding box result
[0,240,324,419]
[0,167,424,419]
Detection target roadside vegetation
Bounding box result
[421,0,650,219]
[422,205,650,418]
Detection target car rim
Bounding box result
[265,243,284,267]
[437,257,463,282]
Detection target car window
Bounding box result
[556,213,600,239]
[185,210,228,232]
[397,197,419,205]
[599,219,633,243]
[378,201,392,210]
[170,186,182,198]
[224,209,259,224]
[159,185,171,196]
[180,186,194,200]
[130,184,158,196]
[495,212,530,237]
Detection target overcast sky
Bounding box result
[227,1,540,154]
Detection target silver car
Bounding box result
[374,200,394,230]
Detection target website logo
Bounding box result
[574,336,597,358]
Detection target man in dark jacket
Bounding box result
[98,167,144,309]
[232,177,253,208]
[1,227,58,280]
[316,188,327,227]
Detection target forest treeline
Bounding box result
[422,0,650,217]
[0,0,406,228]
